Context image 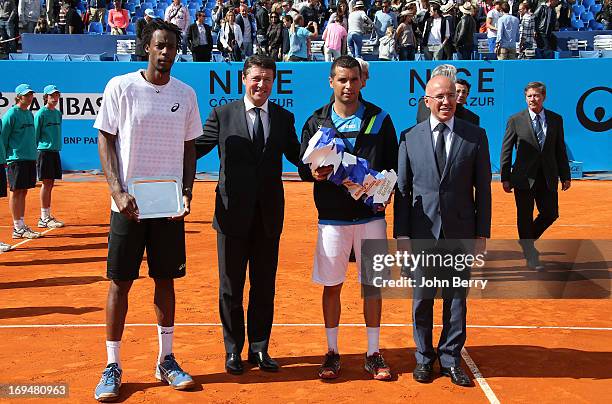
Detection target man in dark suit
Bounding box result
[500,81,570,269]
[533,0,558,53]
[416,65,480,127]
[186,11,214,62]
[196,55,301,375]
[394,75,491,387]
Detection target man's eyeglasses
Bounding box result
[424,93,457,102]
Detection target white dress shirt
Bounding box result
[429,115,455,156]
[528,108,547,138]
[244,96,270,142]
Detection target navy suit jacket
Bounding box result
[394,118,492,239]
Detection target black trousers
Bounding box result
[217,205,280,354]
[514,170,559,241]
[192,45,212,62]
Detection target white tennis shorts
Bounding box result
[312,218,387,286]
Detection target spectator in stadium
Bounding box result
[476,0,494,28]
[396,8,417,60]
[287,14,317,60]
[35,85,65,230]
[135,8,155,61]
[301,0,321,26]
[495,1,520,59]
[322,14,347,61]
[378,25,396,59]
[455,78,480,125]
[596,0,612,29]
[533,0,558,54]
[485,0,502,52]
[281,13,292,59]
[165,0,190,52]
[454,1,476,60]
[46,0,56,26]
[89,0,107,26]
[213,0,230,31]
[34,16,50,33]
[219,10,243,61]
[518,1,535,57]
[255,0,271,54]
[1,84,41,240]
[18,0,40,33]
[347,0,373,58]
[187,11,214,61]
[281,1,300,19]
[57,0,68,33]
[440,1,456,59]
[0,0,17,54]
[108,0,129,35]
[421,2,450,60]
[64,0,84,34]
[373,0,397,43]
[328,1,348,29]
[267,11,284,60]
[368,0,382,20]
[236,3,257,57]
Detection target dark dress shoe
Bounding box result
[413,363,434,383]
[526,256,544,271]
[225,353,244,375]
[248,351,279,372]
[440,366,471,387]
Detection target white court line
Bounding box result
[0,227,57,254]
[0,322,611,330]
[461,347,500,404]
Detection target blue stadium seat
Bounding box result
[29,53,50,60]
[127,23,136,34]
[582,0,595,7]
[572,5,586,15]
[189,8,197,17]
[155,8,165,18]
[134,6,144,18]
[143,2,154,10]
[581,11,594,22]
[579,50,601,58]
[8,53,29,60]
[590,3,602,14]
[48,54,70,61]
[592,21,605,30]
[125,3,137,14]
[571,19,585,30]
[89,21,104,34]
[114,53,133,61]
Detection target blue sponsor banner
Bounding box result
[0,59,610,172]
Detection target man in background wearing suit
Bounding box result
[186,11,214,62]
[196,55,301,374]
[500,81,570,269]
[416,65,480,127]
[394,75,491,387]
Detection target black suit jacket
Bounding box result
[186,22,213,51]
[416,99,480,127]
[500,109,570,191]
[196,100,301,238]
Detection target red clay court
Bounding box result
[0,177,610,403]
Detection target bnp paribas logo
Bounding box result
[576,87,611,133]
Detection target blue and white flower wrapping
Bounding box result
[302,127,397,210]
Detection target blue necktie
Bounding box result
[534,114,545,150]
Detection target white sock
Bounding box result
[106,341,121,367]
[157,325,174,364]
[13,219,24,230]
[325,327,339,354]
[366,327,380,356]
[41,208,50,220]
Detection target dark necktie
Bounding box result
[534,114,545,150]
[253,107,265,157]
[434,122,447,176]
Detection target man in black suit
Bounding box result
[500,81,570,269]
[416,65,480,127]
[394,74,491,387]
[196,55,301,374]
[454,78,480,126]
[186,11,214,62]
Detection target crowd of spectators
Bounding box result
[0,0,611,59]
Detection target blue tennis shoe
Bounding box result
[94,363,122,402]
[156,354,195,390]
